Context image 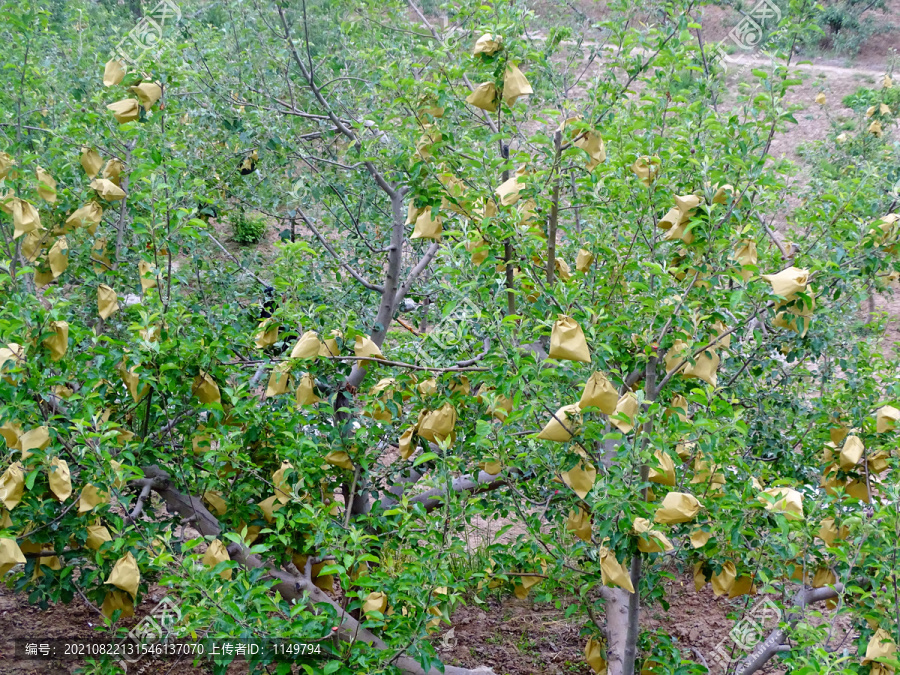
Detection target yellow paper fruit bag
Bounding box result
[10,198,40,238]
[466,82,498,112]
[549,315,590,362]
[555,258,572,281]
[130,82,162,110]
[648,449,676,486]
[78,484,110,513]
[734,239,757,281]
[562,455,596,499]
[91,178,126,202]
[362,591,388,616]
[254,321,278,348]
[654,492,701,524]
[574,131,606,171]
[20,426,50,460]
[418,403,457,445]
[632,517,674,553]
[36,167,57,203]
[295,373,320,406]
[291,331,322,359]
[839,435,864,470]
[48,457,71,501]
[631,156,659,185]
[863,628,897,665]
[711,561,736,597]
[266,362,292,398]
[138,260,157,292]
[103,59,126,87]
[0,538,27,576]
[102,159,125,186]
[412,208,442,240]
[0,462,25,510]
[578,372,618,414]
[354,335,384,361]
[762,266,809,299]
[203,539,232,580]
[513,574,542,599]
[48,237,68,278]
[399,427,415,460]
[106,551,140,598]
[473,33,502,55]
[503,64,533,106]
[107,99,140,124]
[876,405,900,433]
[611,392,639,433]
[690,528,711,548]
[43,321,68,361]
[576,248,594,272]
[567,507,592,542]
[193,371,221,404]
[65,202,103,231]
[537,404,582,442]
[86,525,112,551]
[759,487,803,520]
[203,490,227,515]
[101,590,134,619]
[599,546,634,593]
[80,147,102,178]
[585,638,606,673]
[325,451,353,471]
[320,329,341,357]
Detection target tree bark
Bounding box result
[734,584,844,675]
[603,586,633,675]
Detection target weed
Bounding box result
[231,210,267,244]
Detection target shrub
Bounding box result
[231,211,267,244]
[842,84,900,113]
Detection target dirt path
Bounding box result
[723,53,887,78]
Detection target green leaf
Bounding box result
[413,452,438,467]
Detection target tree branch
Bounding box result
[408,469,512,512]
[141,464,493,675]
[277,4,397,198]
[294,206,384,293]
[127,478,157,522]
[396,241,440,305]
[735,584,844,675]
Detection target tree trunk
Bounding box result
[336,191,405,516]
[604,587,633,675]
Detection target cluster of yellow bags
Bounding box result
[103,58,162,123]
[465,35,533,112]
[657,194,701,244]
